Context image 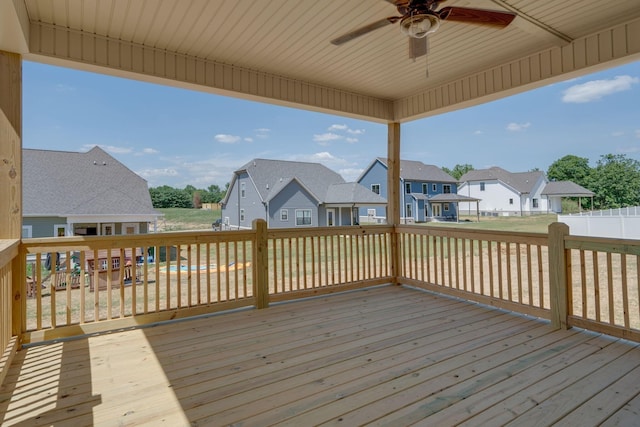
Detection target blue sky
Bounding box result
[23,59,640,188]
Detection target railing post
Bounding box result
[548,222,570,330]
[252,219,269,309]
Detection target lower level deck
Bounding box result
[2,285,640,426]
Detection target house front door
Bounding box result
[327,209,335,226]
[432,204,442,217]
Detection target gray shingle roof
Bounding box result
[429,193,480,202]
[238,159,345,202]
[232,159,384,205]
[459,167,544,194]
[23,146,159,217]
[376,158,457,183]
[542,181,594,196]
[325,183,386,205]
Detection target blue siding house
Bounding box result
[221,159,386,229]
[357,158,460,222]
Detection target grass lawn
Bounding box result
[425,214,558,234]
[157,208,222,231]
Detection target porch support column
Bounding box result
[0,50,23,341]
[387,122,401,285]
[0,50,21,239]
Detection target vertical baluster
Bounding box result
[537,245,544,308]
[506,242,512,302]
[470,240,475,293]
[516,243,522,304]
[487,241,494,298]
[526,244,532,306]
[593,251,600,322]
[79,252,86,323]
[93,249,100,322]
[36,253,42,330]
[497,242,503,300]
[461,238,467,291]
[447,237,452,287]
[234,241,239,298]
[225,242,230,300]
[243,240,248,298]
[607,252,614,324]
[479,240,485,296]
[621,254,629,328]
[216,242,221,302]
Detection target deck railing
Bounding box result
[396,225,550,319]
[6,221,640,349]
[266,225,393,303]
[563,233,640,341]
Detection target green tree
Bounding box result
[590,154,640,209]
[443,164,474,180]
[547,155,591,188]
[149,185,192,208]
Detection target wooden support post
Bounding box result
[1,51,22,344]
[548,222,570,329]
[387,122,401,285]
[252,219,269,309]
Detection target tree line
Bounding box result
[443,153,640,210]
[149,184,228,208]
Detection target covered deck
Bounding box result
[3,1,640,425]
[3,284,639,426]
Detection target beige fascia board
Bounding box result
[27,22,394,124]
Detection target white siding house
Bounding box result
[458,167,549,216]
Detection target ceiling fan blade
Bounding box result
[438,7,516,28]
[331,17,397,45]
[409,37,427,60]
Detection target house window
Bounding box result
[405,204,412,217]
[422,183,428,194]
[295,209,312,226]
[367,209,376,216]
[101,223,114,236]
[280,209,288,221]
[122,223,139,235]
[432,184,437,192]
[443,184,452,194]
[509,198,514,205]
[55,224,68,237]
[240,209,245,222]
[405,182,411,194]
[22,226,32,238]
[533,198,539,208]
[371,184,380,194]
[480,182,486,191]
[444,204,450,211]
[240,182,246,198]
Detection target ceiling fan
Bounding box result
[331,0,517,60]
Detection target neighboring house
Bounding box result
[23,146,162,238]
[357,158,462,222]
[220,159,386,229]
[458,167,551,216]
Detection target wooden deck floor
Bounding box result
[2,285,640,426]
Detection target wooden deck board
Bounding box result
[2,285,640,426]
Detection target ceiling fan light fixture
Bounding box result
[400,13,440,38]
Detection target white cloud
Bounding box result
[506,122,531,132]
[254,128,271,138]
[143,147,159,154]
[214,134,241,144]
[328,124,348,131]
[244,137,254,142]
[611,131,625,137]
[137,168,179,178]
[313,132,342,144]
[562,75,639,103]
[347,128,365,135]
[474,130,483,135]
[346,137,358,144]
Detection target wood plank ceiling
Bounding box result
[5,0,640,122]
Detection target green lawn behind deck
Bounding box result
[425,214,558,234]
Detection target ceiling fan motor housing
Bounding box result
[400,13,440,38]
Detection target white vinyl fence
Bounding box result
[559,206,640,239]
